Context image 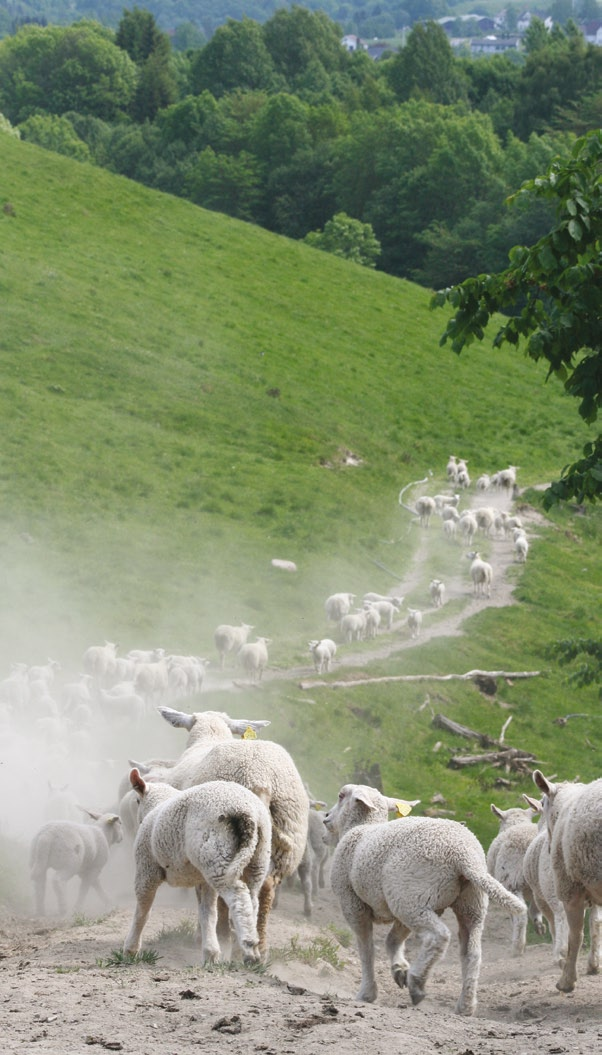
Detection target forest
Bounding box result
[1,7,602,287]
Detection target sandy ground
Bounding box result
[5,486,597,1054]
[1,881,601,1055]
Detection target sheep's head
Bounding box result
[323,784,419,842]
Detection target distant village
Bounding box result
[342,9,602,58]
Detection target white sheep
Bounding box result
[30,810,123,916]
[123,769,272,964]
[61,674,93,713]
[459,511,478,544]
[476,474,491,492]
[446,455,458,482]
[363,604,381,639]
[433,493,460,512]
[157,707,309,954]
[407,608,422,638]
[443,517,458,543]
[100,687,146,725]
[237,637,271,682]
[133,657,169,703]
[308,639,337,674]
[324,592,356,622]
[496,465,519,493]
[467,552,493,598]
[441,505,460,522]
[294,803,330,918]
[533,770,602,992]
[457,467,471,489]
[363,592,403,607]
[340,610,366,643]
[323,784,526,1015]
[429,579,445,608]
[82,641,118,684]
[415,495,436,528]
[514,534,529,563]
[486,803,544,956]
[474,507,496,537]
[214,623,254,670]
[363,599,400,630]
[522,794,568,966]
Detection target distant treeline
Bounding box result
[1,8,602,287]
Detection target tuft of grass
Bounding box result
[270,934,346,970]
[71,912,111,927]
[96,949,161,967]
[155,917,198,945]
[325,922,353,949]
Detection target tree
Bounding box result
[262,6,347,88]
[304,212,381,267]
[18,112,90,159]
[115,7,166,63]
[433,130,602,506]
[190,18,277,98]
[0,23,138,123]
[385,21,467,105]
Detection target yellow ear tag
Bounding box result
[242,726,258,740]
[395,800,414,818]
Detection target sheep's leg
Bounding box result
[510,893,528,955]
[256,875,276,958]
[216,880,260,964]
[385,920,410,989]
[453,895,485,1017]
[52,874,67,916]
[406,912,451,1007]
[123,867,162,956]
[528,896,545,937]
[33,874,47,916]
[216,897,232,958]
[587,903,602,975]
[297,857,313,918]
[196,883,222,964]
[553,908,569,967]
[557,896,586,992]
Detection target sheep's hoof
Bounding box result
[455,999,476,1017]
[356,989,377,1003]
[408,977,425,1006]
[556,978,575,993]
[534,920,546,936]
[586,961,599,976]
[392,966,407,989]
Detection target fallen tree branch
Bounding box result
[431,714,498,747]
[447,747,538,771]
[299,669,541,690]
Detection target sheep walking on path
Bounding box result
[324,784,526,1017]
[30,811,123,916]
[486,803,544,956]
[123,770,272,965]
[533,770,602,993]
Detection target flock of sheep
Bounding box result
[4,454,600,1019]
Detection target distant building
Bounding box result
[470,35,521,54]
[516,10,554,32]
[581,19,602,44]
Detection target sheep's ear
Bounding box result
[107,814,121,826]
[79,806,101,820]
[522,794,542,813]
[351,788,378,811]
[533,770,553,796]
[387,798,420,818]
[158,706,196,731]
[310,799,328,810]
[490,803,504,819]
[128,758,152,775]
[227,718,271,736]
[129,768,146,795]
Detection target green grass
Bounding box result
[0,132,600,859]
[96,948,161,967]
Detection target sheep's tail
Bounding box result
[467,868,527,917]
[221,811,263,884]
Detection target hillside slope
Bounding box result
[1,133,593,663]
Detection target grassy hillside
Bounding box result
[1,133,600,855]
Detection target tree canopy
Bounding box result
[433,129,602,506]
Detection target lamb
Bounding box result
[157,707,309,954]
[324,593,355,622]
[443,517,458,543]
[415,495,436,528]
[363,604,381,639]
[237,637,271,682]
[522,794,568,966]
[82,641,118,684]
[476,474,491,492]
[486,803,544,956]
[123,769,272,965]
[533,770,602,992]
[457,466,471,489]
[214,623,254,670]
[30,810,123,916]
[295,803,330,918]
[407,608,422,639]
[474,507,496,537]
[496,465,519,493]
[514,534,529,563]
[340,610,366,643]
[323,784,526,1015]
[446,455,458,482]
[459,511,478,544]
[363,599,400,630]
[308,639,337,674]
[433,493,460,512]
[467,552,493,598]
[363,592,403,607]
[133,657,169,703]
[429,579,445,608]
